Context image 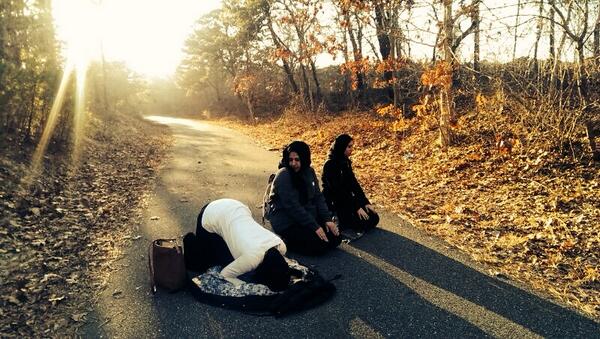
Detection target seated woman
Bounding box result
[186,198,292,292]
[266,141,341,256]
[322,134,379,236]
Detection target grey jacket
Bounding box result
[267,167,332,234]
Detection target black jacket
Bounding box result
[267,167,332,234]
[321,157,370,213]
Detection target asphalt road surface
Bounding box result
[81,116,600,338]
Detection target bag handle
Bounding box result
[148,240,157,294]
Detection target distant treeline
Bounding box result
[2,1,599,154]
[176,0,599,151]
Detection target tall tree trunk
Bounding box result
[513,0,521,60]
[245,94,255,121]
[549,0,555,59]
[550,26,567,99]
[389,5,402,109]
[594,9,600,63]
[472,0,480,74]
[533,0,544,74]
[577,41,588,99]
[267,19,299,93]
[440,0,455,149]
[309,59,322,103]
[281,60,299,94]
[443,0,454,61]
[390,40,399,108]
[290,5,315,109]
[300,64,313,111]
[346,13,365,92]
[374,4,391,66]
[374,3,393,100]
[208,79,222,102]
[341,28,354,107]
[24,83,37,142]
[432,26,441,62]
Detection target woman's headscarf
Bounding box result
[279,141,311,204]
[280,140,312,169]
[253,247,291,292]
[328,134,353,161]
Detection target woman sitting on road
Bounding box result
[266,141,341,256]
[322,134,379,238]
[185,198,292,291]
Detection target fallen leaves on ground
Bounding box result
[0,114,172,336]
[219,110,600,320]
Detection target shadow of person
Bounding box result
[335,228,600,337]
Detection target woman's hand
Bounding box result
[315,227,329,242]
[325,221,339,236]
[357,207,369,220]
[365,204,376,213]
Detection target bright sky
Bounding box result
[52,0,566,79]
[52,0,222,78]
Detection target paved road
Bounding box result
[81,116,600,338]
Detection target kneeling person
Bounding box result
[188,198,291,292]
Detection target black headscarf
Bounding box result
[280,141,311,204]
[254,247,291,292]
[280,140,312,169]
[328,134,353,161]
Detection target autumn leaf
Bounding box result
[71,313,87,322]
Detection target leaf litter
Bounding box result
[0,114,172,336]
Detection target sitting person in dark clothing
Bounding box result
[185,198,292,292]
[322,134,379,236]
[266,141,341,256]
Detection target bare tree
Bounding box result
[262,2,300,93]
[549,0,555,59]
[273,0,324,110]
[372,0,413,109]
[593,5,600,63]
[373,1,393,92]
[513,0,522,60]
[332,0,369,105]
[472,0,481,74]
[440,0,454,149]
[549,0,593,99]
[533,0,545,74]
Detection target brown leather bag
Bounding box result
[148,239,186,293]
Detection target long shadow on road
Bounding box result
[320,228,600,338]
[146,222,599,338]
[141,182,493,338]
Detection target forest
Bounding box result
[175,0,600,154]
[2,1,600,152]
[1,0,599,336]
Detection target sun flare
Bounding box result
[27,0,221,179]
[29,2,101,178]
[52,0,222,78]
[53,1,102,72]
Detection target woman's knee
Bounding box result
[327,233,342,249]
[367,211,379,228]
[288,234,335,256]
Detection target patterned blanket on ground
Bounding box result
[188,259,335,316]
[190,258,309,297]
